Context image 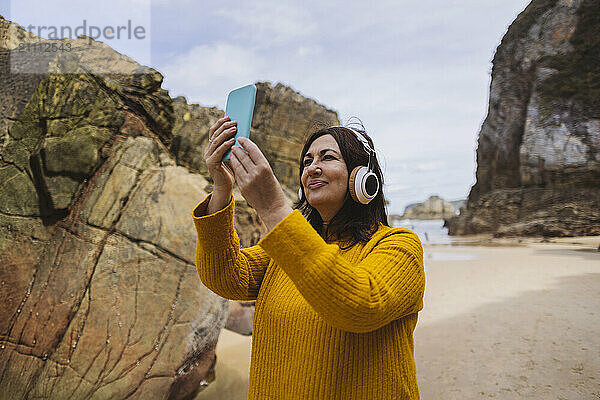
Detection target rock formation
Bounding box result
[0,15,337,399]
[448,0,600,236]
[399,195,458,220]
[224,301,256,336]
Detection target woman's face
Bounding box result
[301,134,349,222]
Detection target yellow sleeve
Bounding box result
[258,210,425,333]
[193,193,270,301]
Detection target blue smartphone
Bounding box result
[222,84,257,161]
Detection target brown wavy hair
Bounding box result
[294,123,389,249]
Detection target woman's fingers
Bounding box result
[209,121,236,146]
[209,118,236,143]
[230,148,249,176]
[236,137,264,165]
[222,160,235,178]
[208,116,230,138]
[231,140,276,196]
[207,126,236,155]
[233,138,275,178]
[206,117,235,154]
[231,144,252,168]
[210,137,236,162]
[205,117,237,163]
[203,117,239,195]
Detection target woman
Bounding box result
[193,117,425,399]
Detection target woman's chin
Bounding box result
[306,197,335,214]
[306,195,325,208]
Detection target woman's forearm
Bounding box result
[259,204,294,232]
[194,193,269,301]
[206,189,232,215]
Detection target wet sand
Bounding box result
[196,237,600,399]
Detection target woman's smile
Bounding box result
[308,180,327,189]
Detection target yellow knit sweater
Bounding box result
[193,194,425,399]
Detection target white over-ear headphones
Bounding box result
[341,127,380,204]
[299,126,380,205]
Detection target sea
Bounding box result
[392,219,451,245]
[391,218,478,262]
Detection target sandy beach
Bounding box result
[196,236,600,399]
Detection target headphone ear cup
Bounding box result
[349,166,379,204]
[349,166,362,203]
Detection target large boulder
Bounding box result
[0,15,342,399]
[447,0,600,236]
[0,15,230,400]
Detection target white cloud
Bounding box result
[212,1,317,47]
[296,45,323,58]
[161,42,265,106]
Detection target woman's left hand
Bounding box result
[230,137,293,231]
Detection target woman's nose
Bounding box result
[306,162,321,175]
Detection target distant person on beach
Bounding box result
[193,119,425,399]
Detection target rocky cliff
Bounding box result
[448,0,600,236]
[0,15,337,399]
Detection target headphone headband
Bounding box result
[329,126,375,155]
[327,125,380,204]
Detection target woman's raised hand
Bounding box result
[204,116,237,213]
[230,137,292,231]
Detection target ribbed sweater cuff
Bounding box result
[192,192,236,248]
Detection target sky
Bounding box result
[1,0,532,215]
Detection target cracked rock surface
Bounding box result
[0,15,338,400]
[447,0,600,236]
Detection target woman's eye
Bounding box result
[323,154,335,160]
[303,159,312,166]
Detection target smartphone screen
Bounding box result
[222,84,257,161]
